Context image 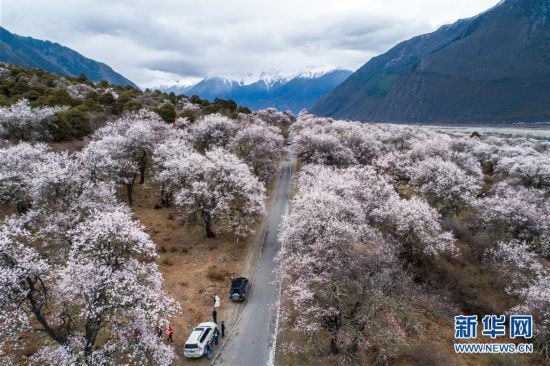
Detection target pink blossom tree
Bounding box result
[0,207,179,365]
[0,100,67,142]
[496,154,550,190]
[91,109,175,184]
[229,122,284,182]
[513,274,550,357]
[279,164,454,355]
[476,183,549,256]
[81,110,174,205]
[189,114,237,152]
[294,128,355,166]
[0,142,49,213]
[157,146,266,238]
[254,108,294,129]
[489,240,549,358]
[408,157,482,214]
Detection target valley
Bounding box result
[0,0,549,365]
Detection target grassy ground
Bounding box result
[49,139,87,153]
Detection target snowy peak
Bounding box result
[203,74,255,86]
[159,66,353,113]
[256,66,350,87]
[168,66,351,89]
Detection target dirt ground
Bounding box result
[131,179,271,365]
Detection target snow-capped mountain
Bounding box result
[159,66,353,113]
[255,66,350,87]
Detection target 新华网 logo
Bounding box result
[453,314,533,354]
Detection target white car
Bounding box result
[183,322,217,358]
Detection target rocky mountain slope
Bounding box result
[312,0,550,123]
[0,27,138,88]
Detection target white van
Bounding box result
[183,322,217,358]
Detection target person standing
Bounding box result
[205,342,213,359]
[167,325,174,342]
[221,321,225,337]
[214,294,221,310]
[212,308,217,323]
[156,326,162,339]
[213,327,219,345]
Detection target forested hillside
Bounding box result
[0,63,265,143]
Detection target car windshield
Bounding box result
[199,328,211,343]
[231,278,244,289]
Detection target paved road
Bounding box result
[213,144,293,366]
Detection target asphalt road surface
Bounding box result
[213,143,293,366]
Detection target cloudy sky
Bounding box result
[1,0,500,88]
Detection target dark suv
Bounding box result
[229,277,249,301]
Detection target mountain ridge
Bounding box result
[0,27,138,89]
[160,66,353,113]
[311,0,550,123]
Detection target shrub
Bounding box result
[156,102,176,123]
[84,90,99,102]
[214,98,238,113]
[98,92,115,105]
[179,109,197,122]
[123,100,143,112]
[191,95,209,106]
[206,267,227,282]
[49,107,92,140]
[37,88,78,107]
[238,106,252,114]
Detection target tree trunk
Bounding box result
[202,210,215,238]
[330,332,340,354]
[139,152,147,184]
[126,174,137,206]
[347,301,364,356]
[329,313,341,354]
[126,183,134,206]
[25,277,67,345]
[161,185,170,207]
[84,317,101,361]
[139,165,145,184]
